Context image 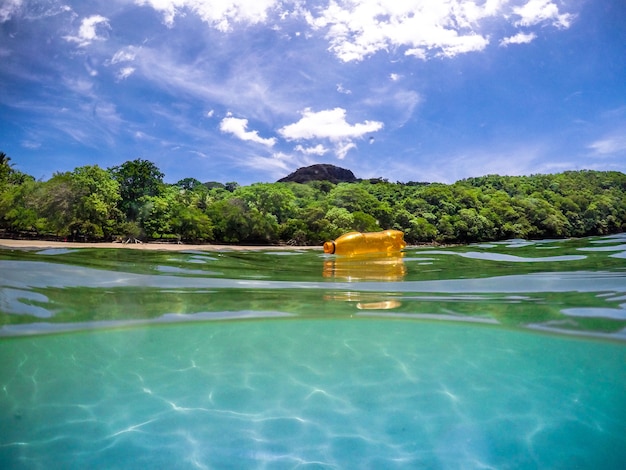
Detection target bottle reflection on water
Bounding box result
[323,252,405,310]
[323,252,406,281]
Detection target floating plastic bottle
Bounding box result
[323,229,406,256]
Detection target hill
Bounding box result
[277,164,357,184]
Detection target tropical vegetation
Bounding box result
[1,153,625,245]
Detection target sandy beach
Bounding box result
[0,239,319,252]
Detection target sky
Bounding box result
[1,0,625,185]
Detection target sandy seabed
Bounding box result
[0,239,319,252]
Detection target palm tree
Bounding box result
[0,152,10,167]
[0,152,14,182]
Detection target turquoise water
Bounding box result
[1,236,625,468]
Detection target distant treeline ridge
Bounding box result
[1,154,625,245]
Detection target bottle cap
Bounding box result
[323,241,336,254]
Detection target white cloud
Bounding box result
[335,141,357,159]
[91,101,124,129]
[63,77,95,96]
[404,48,427,60]
[128,45,297,120]
[110,46,138,64]
[513,0,574,28]
[279,107,383,159]
[85,60,99,77]
[117,67,136,80]
[361,88,421,128]
[500,32,537,46]
[135,0,279,31]
[0,0,22,23]
[279,107,383,141]
[107,47,138,79]
[295,144,328,155]
[304,0,574,62]
[305,1,495,61]
[1,0,71,22]
[64,15,110,47]
[21,140,41,149]
[220,114,276,146]
[588,109,626,157]
[588,135,626,156]
[336,83,351,94]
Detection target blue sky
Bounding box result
[1,0,625,185]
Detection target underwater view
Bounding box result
[1,235,625,468]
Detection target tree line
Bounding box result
[1,153,625,245]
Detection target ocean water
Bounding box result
[1,235,625,469]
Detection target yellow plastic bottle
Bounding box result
[323,229,406,256]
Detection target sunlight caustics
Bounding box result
[0,320,624,468]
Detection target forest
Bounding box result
[1,153,625,246]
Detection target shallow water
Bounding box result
[1,235,625,468]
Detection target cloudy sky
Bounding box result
[1,0,625,184]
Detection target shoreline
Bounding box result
[0,238,320,252]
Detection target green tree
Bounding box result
[325,207,354,232]
[518,196,570,237]
[170,203,213,241]
[455,208,494,242]
[0,178,39,232]
[3,159,626,245]
[206,198,252,243]
[36,172,75,237]
[0,152,31,187]
[328,183,393,227]
[408,217,438,242]
[175,177,204,191]
[139,194,172,239]
[0,151,12,185]
[419,184,459,215]
[352,211,379,232]
[160,186,214,241]
[69,165,122,239]
[235,183,298,224]
[109,159,164,221]
[224,181,239,192]
[299,205,334,244]
[436,215,457,242]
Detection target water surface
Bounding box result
[1,235,625,468]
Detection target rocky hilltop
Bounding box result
[277,164,357,184]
